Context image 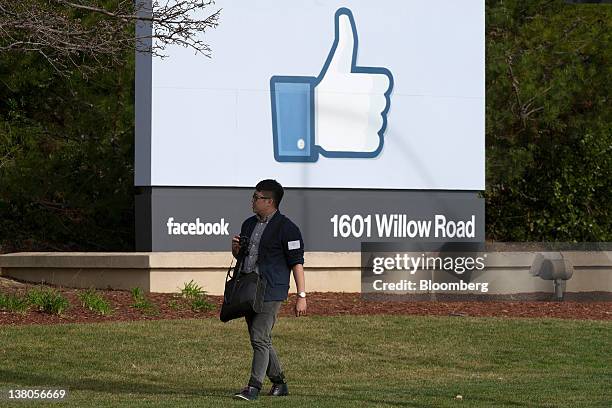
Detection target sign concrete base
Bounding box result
[0,252,610,296]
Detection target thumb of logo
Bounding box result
[271,8,394,163]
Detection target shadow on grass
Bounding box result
[0,368,425,406]
[297,385,544,408]
[0,369,550,407]
[0,369,445,407]
[0,368,227,399]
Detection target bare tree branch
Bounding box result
[506,54,551,128]
[0,0,221,76]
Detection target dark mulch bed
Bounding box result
[1,278,611,326]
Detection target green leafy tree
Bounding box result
[0,51,135,251]
[485,0,611,241]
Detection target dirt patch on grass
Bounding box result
[0,278,610,326]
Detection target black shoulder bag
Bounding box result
[220,215,285,322]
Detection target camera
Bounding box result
[238,235,250,258]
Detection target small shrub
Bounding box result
[180,280,204,300]
[78,288,112,315]
[190,296,215,312]
[130,287,158,315]
[0,292,29,314]
[179,281,214,312]
[131,287,144,301]
[26,287,70,315]
[167,298,184,311]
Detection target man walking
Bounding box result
[231,179,307,401]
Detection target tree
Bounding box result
[0,0,222,252]
[0,50,137,252]
[0,0,221,75]
[485,0,611,241]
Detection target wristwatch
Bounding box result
[298,291,307,298]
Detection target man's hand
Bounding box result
[295,297,307,317]
[231,235,240,258]
[291,264,306,316]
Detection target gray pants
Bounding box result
[246,301,285,389]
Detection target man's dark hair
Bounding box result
[256,179,284,208]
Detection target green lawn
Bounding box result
[0,316,610,407]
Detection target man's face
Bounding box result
[251,190,274,214]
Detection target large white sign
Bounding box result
[141,0,485,189]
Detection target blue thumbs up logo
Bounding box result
[271,8,394,163]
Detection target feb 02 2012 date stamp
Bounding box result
[1,388,69,402]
